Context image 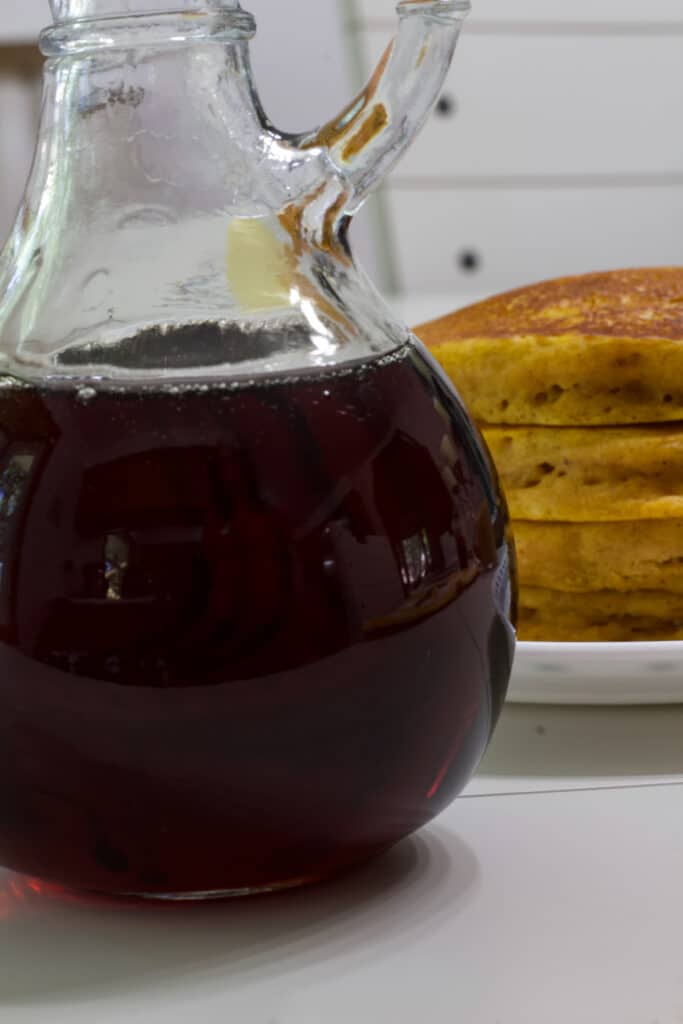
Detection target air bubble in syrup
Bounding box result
[77,386,97,405]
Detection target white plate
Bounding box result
[508,640,683,705]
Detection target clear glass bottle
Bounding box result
[0,0,516,899]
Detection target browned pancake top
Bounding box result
[418,267,683,342]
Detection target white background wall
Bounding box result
[249,1,351,134]
[352,0,683,295]
[1,0,683,300]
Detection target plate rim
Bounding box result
[516,639,683,659]
[509,639,683,705]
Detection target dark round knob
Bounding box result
[435,94,457,118]
[457,249,481,273]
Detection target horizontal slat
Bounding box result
[383,186,683,293]
[352,0,683,26]
[357,32,683,176]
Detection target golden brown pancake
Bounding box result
[519,587,683,641]
[484,424,683,521]
[515,519,683,593]
[416,267,683,425]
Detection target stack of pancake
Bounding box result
[415,267,683,641]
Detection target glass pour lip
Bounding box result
[41,3,256,55]
[49,0,245,22]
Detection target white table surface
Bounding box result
[4,294,683,1021]
[3,701,683,1023]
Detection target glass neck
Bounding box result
[0,32,390,384]
[0,40,284,362]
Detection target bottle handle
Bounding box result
[299,0,469,214]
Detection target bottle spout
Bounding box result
[299,0,470,214]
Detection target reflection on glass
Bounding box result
[104,532,131,602]
[0,449,39,633]
[0,452,36,583]
[400,529,432,591]
[0,454,35,521]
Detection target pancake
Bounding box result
[515,519,683,593]
[416,267,683,425]
[519,587,683,641]
[483,424,683,521]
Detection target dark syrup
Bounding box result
[0,335,515,896]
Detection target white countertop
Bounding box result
[3,701,683,1023]
[3,294,683,1021]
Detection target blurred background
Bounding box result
[2,0,682,316]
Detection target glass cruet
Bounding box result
[0,0,516,899]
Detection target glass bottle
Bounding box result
[0,0,516,898]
